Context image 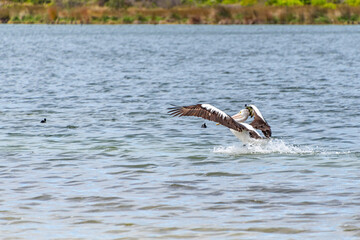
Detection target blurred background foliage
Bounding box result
[1,0,360,8]
[0,0,359,24]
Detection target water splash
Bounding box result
[213,139,315,155]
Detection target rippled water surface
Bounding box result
[0,25,360,239]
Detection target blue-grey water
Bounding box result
[0,25,360,239]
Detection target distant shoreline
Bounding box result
[1,5,360,24]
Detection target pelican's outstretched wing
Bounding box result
[248,104,272,138]
[168,104,262,139]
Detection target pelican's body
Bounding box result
[168,103,272,144]
[229,109,258,142]
[221,108,257,142]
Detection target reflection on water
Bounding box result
[0,25,360,239]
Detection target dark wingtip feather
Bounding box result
[264,130,272,138]
[167,106,182,117]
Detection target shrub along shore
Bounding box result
[0,2,360,24]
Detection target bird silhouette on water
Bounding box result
[40,118,46,123]
[201,123,207,128]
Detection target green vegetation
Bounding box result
[266,0,303,6]
[346,0,360,6]
[0,0,360,24]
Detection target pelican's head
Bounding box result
[232,108,250,123]
[245,104,254,117]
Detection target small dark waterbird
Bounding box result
[201,123,207,128]
[40,118,46,123]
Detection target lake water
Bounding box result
[0,25,360,239]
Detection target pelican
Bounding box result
[168,104,271,143]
